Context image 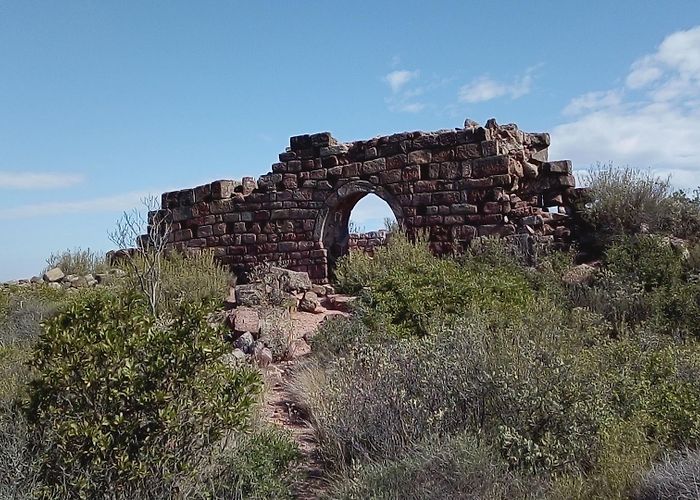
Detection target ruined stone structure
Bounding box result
[153,119,576,282]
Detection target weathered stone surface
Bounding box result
[299,291,320,313]
[234,332,255,353]
[235,284,265,306]
[269,267,312,292]
[232,307,260,334]
[144,120,576,283]
[43,267,65,283]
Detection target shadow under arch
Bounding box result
[313,180,404,271]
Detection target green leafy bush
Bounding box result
[27,290,262,498]
[335,232,534,337]
[44,247,108,276]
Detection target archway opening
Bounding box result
[323,192,397,271]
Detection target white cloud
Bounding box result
[551,25,700,190]
[383,68,425,113]
[383,69,419,93]
[0,190,157,220]
[458,67,537,103]
[563,90,623,115]
[0,171,85,189]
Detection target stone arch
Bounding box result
[314,180,403,268]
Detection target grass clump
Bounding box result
[44,247,108,275]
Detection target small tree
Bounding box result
[109,196,172,316]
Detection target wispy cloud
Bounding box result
[382,68,427,113]
[383,69,419,93]
[0,190,157,220]
[551,25,700,189]
[0,171,85,189]
[458,67,538,103]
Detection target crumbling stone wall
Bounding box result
[348,230,389,256]
[152,119,576,283]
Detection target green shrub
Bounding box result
[27,289,262,498]
[0,343,37,499]
[658,188,700,241]
[582,165,671,239]
[605,235,685,291]
[326,434,548,500]
[336,232,534,337]
[198,427,300,500]
[293,309,604,474]
[0,287,66,346]
[116,249,231,317]
[44,247,108,276]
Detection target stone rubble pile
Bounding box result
[1,267,126,290]
[224,266,339,365]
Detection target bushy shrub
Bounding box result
[0,287,65,345]
[326,434,548,500]
[634,449,700,500]
[198,427,300,500]
[27,289,262,498]
[659,189,700,241]
[335,232,534,337]
[44,247,108,276]
[116,249,231,317]
[582,165,671,238]
[294,309,605,475]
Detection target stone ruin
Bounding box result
[150,119,578,283]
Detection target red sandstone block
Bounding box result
[402,165,421,181]
[432,149,455,162]
[455,143,481,160]
[483,214,503,224]
[473,155,509,177]
[361,158,386,175]
[343,162,361,177]
[379,169,402,184]
[450,203,477,215]
[241,234,256,244]
[408,150,431,164]
[483,201,502,214]
[481,140,499,156]
[478,224,515,237]
[198,225,214,238]
[279,241,298,252]
[187,238,207,248]
[432,192,459,204]
[414,180,437,193]
[490,174,513,187]
[444,215,464,225]
[386,154,408,169]
[439,162,460,179]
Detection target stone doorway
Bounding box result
[316,180,403,271]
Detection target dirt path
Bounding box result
[262,306,349,499]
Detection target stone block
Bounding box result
[233,307,260,334]
[361,158,386,175]
[408,150,432,164]
[212,180,239,199]
[543,160,572,174]
[43,267,65,283]
[473,155,509,177]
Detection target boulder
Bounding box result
[43,267,65,283]
[235,283,265,307]
[251,341,273,366]
[299,291,321,313]
[562,263,597,286]
[269,267,312,293]
[234,332,255,353]
[232,307,260,335]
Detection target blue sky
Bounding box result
[2,1,700,280]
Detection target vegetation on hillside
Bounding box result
[291,168,700,499]
[2,166,700,498]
